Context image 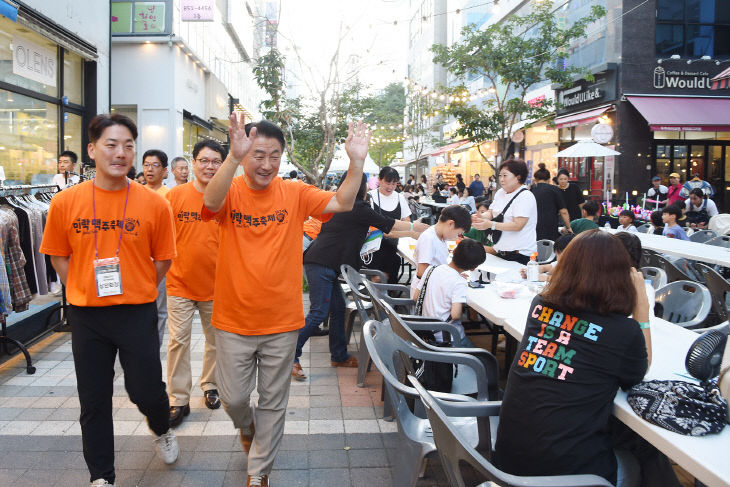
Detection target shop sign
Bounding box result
[556,70,616,115]
[652,67,714,90]
[182,0,214,21]
[527,95,545,107]
[12,36,56,87]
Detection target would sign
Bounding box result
[12,36,56,87]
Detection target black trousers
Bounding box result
[69,302,170,483]
[496,250,531,265]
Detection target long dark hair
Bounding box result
[339,171,369,200]
[541,230,636,316]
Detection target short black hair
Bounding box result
[88,113,137,143]
[614,232,642,269]
[245,120,286,150]
[59,150,78,164]
[378,166,400,183]
[554,233,575,254]
[143,149,168,168]
[339,171,369,200]
[136,172,145,179]
[499,158,528,184]
[476,200,490,211]
[439,205,471,232]
[474,196,488,206]
[619,209,635,221]
[650,210,663,227]
[689,188,705,198]
[449,187,458,195]
[289,170,298,179]
[452,238,486,271]
[582,200,599,216]
[192,140,226,160]
[662,205,682,218]
[127,166,136,179]
[557,168,570,178]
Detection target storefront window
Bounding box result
[110,105,138,125]
[656,145,672,180]
[689,145,706,177]
[0,16,59,97]
[673,145,688,177]
[63,50,83,105]
[64,112,82,159]
[0,90,58,184]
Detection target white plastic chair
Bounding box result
[640,266,668,290]
[706,235,730,248]
[636,223,652,234]
[655,281,712,328]
[689,229,717,243]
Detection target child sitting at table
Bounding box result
[565,199,600,235]
[618,210,638,233]
[447,187,459,205]
[520,233,575,282]
[411,205,471,298]
[413,238,486,346]
[661,205,690,240]
[463,201,493,249]
[649,210,664,235]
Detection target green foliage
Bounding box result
[364,83,407,167]
[431,0,606,161]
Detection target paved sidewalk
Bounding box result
[0,304,452,486]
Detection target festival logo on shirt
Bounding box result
[176,211,202,223]
[229,208,288,228]
[516,303,604,381]
[72,218,140,236]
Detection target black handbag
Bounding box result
[412,266,456,393]
[627,380,728,436]
[485,188,527,245]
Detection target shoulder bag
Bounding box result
[485,188,527,245]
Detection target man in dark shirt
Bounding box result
[468,173,485,197]
[531,164,571,241]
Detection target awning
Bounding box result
[553,105,611,129]
[627,96,730,132]
[430,140,469,157]
[711,67,730,90]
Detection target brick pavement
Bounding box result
[0,297,453,486]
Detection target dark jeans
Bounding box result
[296,264,349,363]
[497,250,531,265]
[70,302,170,484]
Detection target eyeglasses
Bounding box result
[142,163,162,169]
[196,158,223,167]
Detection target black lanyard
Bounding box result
[91,179,130,259]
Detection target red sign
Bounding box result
[528,95,545,107]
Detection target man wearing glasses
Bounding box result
[143,149,170,196]
[165,140,224,427]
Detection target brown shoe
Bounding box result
[246,474,269,487]
[331,355,358,367]
[240,420,255,454]
[292,362,306,381]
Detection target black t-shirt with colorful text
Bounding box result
[494,296,648,485]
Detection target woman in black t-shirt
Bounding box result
[557,168,585,221]
[495,230,653,485]
[292,172,428,381]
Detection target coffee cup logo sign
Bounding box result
[12,36,56,88]
[652,66,712,90]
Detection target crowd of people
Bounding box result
[40,111,720,487]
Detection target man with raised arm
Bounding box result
[202,114,371,487]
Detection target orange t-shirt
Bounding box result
[165,182,219,301]
[202,176,334,335]
[155,185,171,197]
[40,180,176,307]
[303,217,322,240]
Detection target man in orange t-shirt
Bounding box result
[202,115,371,487]
[40,114,179,486]
[165,140,224,427]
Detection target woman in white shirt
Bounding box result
[365,166,412,283]
[471,159,537,264]
[447,187,459,205]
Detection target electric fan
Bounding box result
[685,327,730,422]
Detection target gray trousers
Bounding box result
[215,328,298,476]
[156,278,168,346]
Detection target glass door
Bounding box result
[689,145,706,180]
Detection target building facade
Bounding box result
[0,0,110,183]
[110,0,266,171]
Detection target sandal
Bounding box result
[292,362,307,381]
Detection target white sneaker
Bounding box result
[154,429,179,464]
[90,480,115,486]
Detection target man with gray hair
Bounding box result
[170,156,189,187]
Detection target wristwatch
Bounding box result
[491,221,497,231]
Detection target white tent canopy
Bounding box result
[327,146,380,174]
[277,159,299,176]
[555,139,621,158]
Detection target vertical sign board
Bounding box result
[134,2,165,33]
[12,36,57,87]
[181,0,214,21]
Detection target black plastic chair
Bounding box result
[408,375,613,487]
[695,263,730,323]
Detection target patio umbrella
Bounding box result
[555,139,621,158]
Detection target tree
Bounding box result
[431,0,606,165]
[363,82,406,168]
[404,89,443,164]
[253,37,367,187]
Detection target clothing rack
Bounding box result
[0,182,64,374]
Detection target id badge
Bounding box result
[94,257,123,297]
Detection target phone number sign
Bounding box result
[182,0,214,21]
